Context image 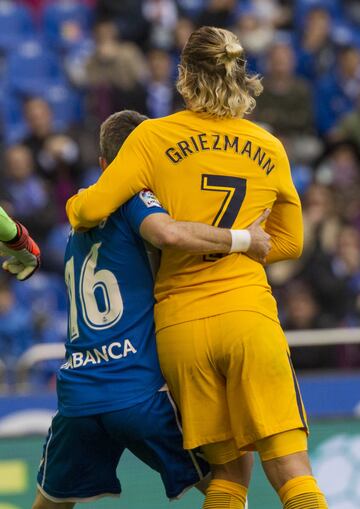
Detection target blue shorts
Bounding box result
[37,390,210,503]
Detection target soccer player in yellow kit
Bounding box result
[66,27,328,509]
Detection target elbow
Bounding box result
[155,226,182,250]
[66,198,102,230]
[288,238,304,260]
[268,234,303,264]
[280,229,304,260]
[294,232,304,258]
[76,200,103,225]
[295,242,304,259]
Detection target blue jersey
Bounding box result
[57,192,167,417]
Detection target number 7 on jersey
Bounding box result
[201,174,247,260]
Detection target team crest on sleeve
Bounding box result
[139,189,163,208]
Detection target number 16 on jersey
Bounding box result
[65,243,124,341]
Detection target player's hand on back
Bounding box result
[246,209,271,264]
[0,221,40,281]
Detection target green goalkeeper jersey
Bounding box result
[0,207,17,241]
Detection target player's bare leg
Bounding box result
[258,430,328,508]
[211,453,253,486]
[195,475,211,494]
[32,490,75,509]
[195,453,251,494]
[201,452,253,509]
[262,450,312,490]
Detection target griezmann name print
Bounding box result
[165,133,276,175]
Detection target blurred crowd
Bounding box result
[0,0,359,384]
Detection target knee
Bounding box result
[262,451,312,491]
[257,429,311,491]
[32,501,45,509]
[32,492,72,509]
[211,453,254,487]
[32,491,47,509]
[32,497,51,509]
[33,501,73,509]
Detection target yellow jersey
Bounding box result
[66,110,303,330]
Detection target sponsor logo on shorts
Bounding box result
[61,339,137,369]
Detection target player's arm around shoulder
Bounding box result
[140,213,232,254]
[140,206,272,259]
[66,121,153,230]
[125,188,271,259]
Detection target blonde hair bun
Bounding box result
[177,26,263,118]
[224,42,243,59]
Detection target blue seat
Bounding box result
[28,357,63,390]
[7,38,62,96]
[80,166,102,189]
[331,20,360,47]
[295,0,342,26]
[43,224,72,277]
[0,89,27,145]
[176,0,206,17]
[13,272,67,316]
[0,1,34,52]
[43,1,93,51]
[44,81,84,130]
[0,304,34,361]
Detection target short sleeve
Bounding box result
[123,190,168,235]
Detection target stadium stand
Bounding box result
[0,1,35,52]
[0,4,358,509]
[42,0,93,50]
[0,0,358,390]
[7,38,63,96]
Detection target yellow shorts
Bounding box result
[156,311,308,458]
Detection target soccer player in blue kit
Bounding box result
[32,111,270,509]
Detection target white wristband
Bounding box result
[230,229,251,253]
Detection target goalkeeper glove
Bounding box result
[0,221,40,281]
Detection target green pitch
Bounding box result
[0,419,358,509]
